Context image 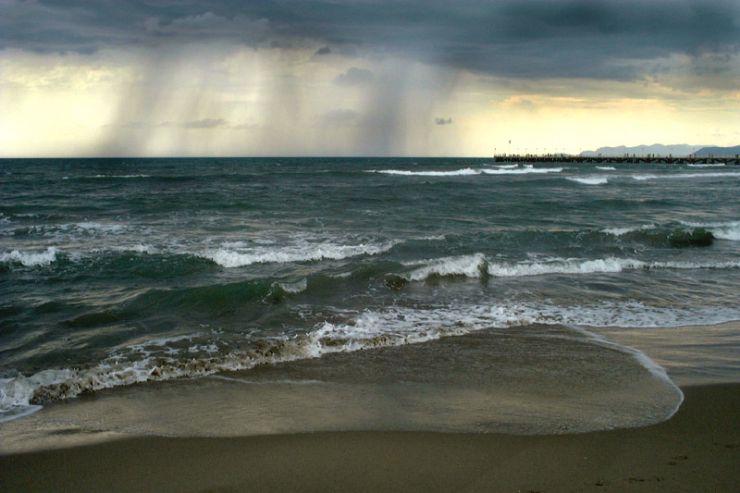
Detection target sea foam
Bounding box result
[372,168,480,176]
[632,172,740,181]
[0,247,59,267]
[202,240,397,267]
[481,167,562,175]
[4,299,736,422]
[567,176,608,185]
[679,221,740,241]
[404,254,740,281]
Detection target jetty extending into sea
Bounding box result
[493,154,739,165]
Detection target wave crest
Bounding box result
[202,240,397,267]
[567,176,608,185]
[0,247,59,267]
[400,254,740,282]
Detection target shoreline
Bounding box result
[1,383,738,492]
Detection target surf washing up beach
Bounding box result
[1,157,739,491]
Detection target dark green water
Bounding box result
[1,158,739,425]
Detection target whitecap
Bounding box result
[602,224,656,236]
[632,172,740,181]
[481,167,562,175]
[679,220,740,241]
[371,168,480,176]
[404,253,487,281]
[567,176,608,185]
[203,240,397,267]
[0,247,59,267]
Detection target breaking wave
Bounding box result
[370,166,563,177]
[602,224,656,236]
[567,176,608,185]
[596,166,616,170]
[202,239,398,267]
[0,247,59,267]
[632,172,740,181]
[3,299,735,422]
[371,168,480,176]
[401,254,740,282]
[679,221,740,241]
[481,167,562,175]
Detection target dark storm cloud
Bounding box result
[1,0,738,80]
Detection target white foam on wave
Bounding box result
[632,172,740,181]
[274,278,308,294]
[687,163,725,168]
[596,166,616,171]
[5,297,731,422]
[679,220,740,241]
[371,168,480,176]
[404,254,740,281]
[74,222,126,234]
[493,164,518,169]
[405,254,487,281]
[0,247,59,267]
[602,224,656,236]
[567,176,608,185]
[203,240,398,267]
[481,167,562,175]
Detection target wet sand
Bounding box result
[1,383,738,492]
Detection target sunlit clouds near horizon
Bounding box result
[1,0,739,157]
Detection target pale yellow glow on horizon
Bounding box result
[1,47,738,157]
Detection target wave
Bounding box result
[601,225,715,247]
[687,163,725,168]
[202,240,397,267]
[0,247,59,267]
[401,254,740,282]
[596,166,616,171]
[679,221,740,241]
[404,254,488,281]
[4,298,736,421]
[481,167,562,175]
[0,307,486,418]
[602,224,656,236]
[632,172,740,181]
[567,176,608,185]
[492,164,518,169]
[10,222,129,238]
[371,168,480,176]
[370,166,563,177]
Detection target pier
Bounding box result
[492,154,739,165]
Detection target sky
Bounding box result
[0,0,739,157]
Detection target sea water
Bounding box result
[1,158,738,445]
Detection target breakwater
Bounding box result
[493,155,739,164]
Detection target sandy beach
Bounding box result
[1,383,737,492]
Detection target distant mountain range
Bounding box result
[580,144,704,157]
[580,144,740,157]
[691,145,740,157]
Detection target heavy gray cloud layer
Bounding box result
[2,0,738,80]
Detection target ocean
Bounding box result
[1,158,739,445]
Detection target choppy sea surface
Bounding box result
[1,158,739,440]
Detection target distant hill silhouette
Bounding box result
[692,145,740,157]
[580,144,704,157]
